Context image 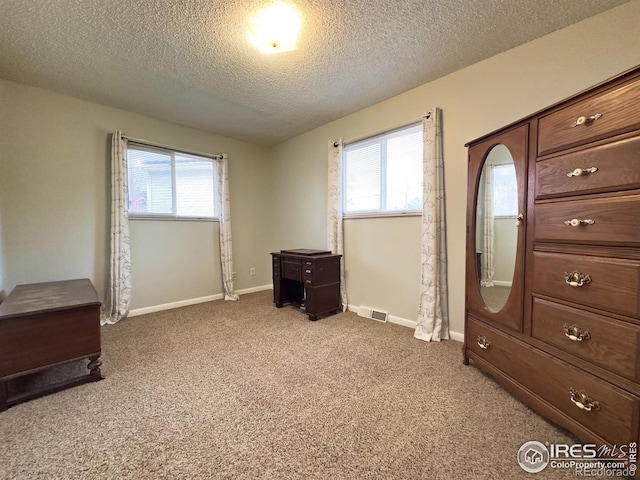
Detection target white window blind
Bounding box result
[127,144,216,219]
[492,163,517,217]
[343,123,423,216]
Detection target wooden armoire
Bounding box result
[464,65,640,460]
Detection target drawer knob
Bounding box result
[563,324,591,342]
[305,269,312,274]
[564,218,595,227]
[566,167,598,178]
[563,270,592,287]
[569,388,600,412]
[571,113,602,127]
[477,335,491,350]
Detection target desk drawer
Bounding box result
[303,266,314,286]
[467,317,640,447]
[538,77,640,156]
[532,251,640,318]
[282,259,302,281]
[534,195,640,246]
[535,135,640,199]
[531,297,640,382]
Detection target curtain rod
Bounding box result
[121,134,224,160]
[333,111,431,147]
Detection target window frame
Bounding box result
[342,122,423,219]
[126,142,219,221]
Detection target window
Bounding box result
[491,163,517,217]
[127,144,217,219]
[343,123,423,216]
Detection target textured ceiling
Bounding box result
[0,0,631,145]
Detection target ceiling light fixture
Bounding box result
[248,2,302,54]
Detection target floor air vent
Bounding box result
[357,306,389,323]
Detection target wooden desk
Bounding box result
[0,279,103,411]
[271,249,342,321]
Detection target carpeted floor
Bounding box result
[0,290,619,479]
[480,285,511,312]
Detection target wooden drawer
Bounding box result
[531,297,640,381]
[308,258,340,287]
[534,195,640,246]
[536,135,640,199]
[538,77,640,156]
[532,251,640,318]
[282,258,302,281]
[467,317,640,446]
[303,265,314,286]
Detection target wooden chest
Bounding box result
[0,278,103,410]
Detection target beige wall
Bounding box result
[270,2,640,336]
[128,221,222,310]
[0,79,274,308]
[1,2,639,328]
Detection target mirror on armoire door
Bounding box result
[465,124,528,332]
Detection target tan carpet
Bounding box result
[479,286,511,312]
[0,290,616,479]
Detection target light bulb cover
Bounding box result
[248,2,302,54]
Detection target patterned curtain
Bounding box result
[414,109,450,342]
[101,131,132,325]
[217,155,239,301]
[480,164,495,287]
[327,140,348,311]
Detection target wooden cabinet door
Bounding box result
[466,124,529,332]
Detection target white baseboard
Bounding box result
[128,284,273,317]
[449,331,464,343]
[346,304,463,342]
[237,284,273,295]
[389,314,418,329]
[129,294,223,317]
[128,289,464,342]
[493,280,513,287]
